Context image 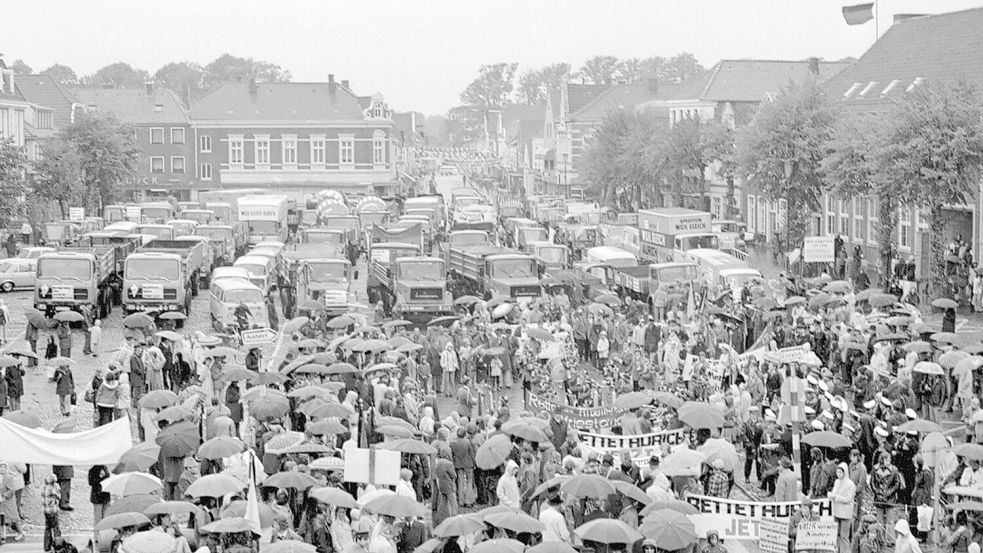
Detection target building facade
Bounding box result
[0,65,29,150]
[190,77,398,200]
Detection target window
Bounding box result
[153,104,164,113]
[867,198,879,245]
[199,135,211,153]
[282,136,297,165]
[825,196,836,235]
[373,131,386,165]
[854,199,866,243]
[311,137,326,165]
[339,135,354,166]
[150,128,164,144]
[839,200,849,236]
[200,163,212,181]
[899,207,912,250]
[171,156,185,174]
[170,128,185,144]
[150,156,164,173]
[229,136,244,165]
[255,136,270,165]
[747,195,757,233]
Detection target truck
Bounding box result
[403,195,446,233]
[637,208,716,261]
[122,239,209,317]
[447,243,541,301]
[140,202,176,224]
[35,246,122,318]
[527,241,570,271]
[288,254,355,318]
[195,223,248,264]
[440,230,489,264]
[452,205,496,232]
[368,247,453,320]
[42,222,80,246]
[238,195,289,244]
[367,241,421,313]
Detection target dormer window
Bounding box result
[880,79,901,96]
[858,81,879,97]
[364,98,391,120]
[843,82,863,98]
[153,104,164,113]
[906,77,925,92]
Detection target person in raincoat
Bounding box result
[893,520,922,553]
[496,460,521,508]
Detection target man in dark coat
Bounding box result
[52,464,73,510]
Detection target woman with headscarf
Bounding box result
[829,462,856,553]
[894,520,922,553]
[434,446,458,525]
[496,460,521,509]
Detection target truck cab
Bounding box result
[485,254,541,301]
[300,229,347,249]
[209,277,269,332]
[140,202,176,224]
[136,224,175,241]
[295,258,354,316]
[515,226,549,252]
[391,256,453,319]
[43,222,79,246]
[166,219,199,237]
[527,241,569,271]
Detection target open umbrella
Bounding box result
[263,541,317,553]
[896,419,944,434]
[678,401,725,429]
[396,343,423,354]
[377,425,416,439]
[940,351,971,370]
[0,356,20,368]
[287,386,336,400]
[199,436,247,460]
[949,502,983,512]
[433,514,486,538]
[3,410,41,428]
[53,310,84,323]
[24,308,48,328]
[223,500,277,528]
[159,311,186,321]
[140,390,179,409]
[102,472,163,497]
[575,518,643,545]
[428,316,460,328]
[932,298,959,310]
[185,473,245,498]
[308,402,353,419]
[502,419,548,442]
[913,361,945,376]
[383,439,437,456]
[326,315,355,329]
[955,443,983,461]
[526,543,578,553]
[120,531,175,553]
[202,517,258,534]
[248,391,291,420]
[697,438,741,471]
[249,371,288,386]
[382,319,412,328]
[639,509,697,549]
[640,500,699,516]
[561,474,616,499]
[651,391,683,409]
[105,494,160,517]
[613,391,653,410]
[281,443,331,455]
[48,356,74,367]
[801,431,852,448]
[869,293,898,308]
[264,471,319,490]
[362,494,428,518]
[485,510,545,534]
[904,341,934,353]
[116,442,162,473]
[310,486,359,508]
[327,362,358,375]
[783,295,806,306]
[454,295,482,306]
[156,421,200,457]
[307,419,347,436]
[476,434,513,470]
[612,480,652,505]
[156,405,193,424]
[365,362,398,374]
[660,448,706,477]
[123,312,156,329]
[144,500,203,518]
[155,330,182,342]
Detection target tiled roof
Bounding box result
[572,80,709,121]
[568,83,613,114]
[71,87,189,124]
[502,104,545,128]
[190,82,367,122]
[822,7,983,111]
[15,75,80,129]
[700,59,850,102]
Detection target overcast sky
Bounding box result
[4,0,982,114]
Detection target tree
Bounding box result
[582,108,666,210]
[203,54,291,88]
[460,63,517,108]
[0,139,27,226]
[84,62,150,88]
[31,137,84,219]
[445,106,485,146]
[822,113,896,287]
[665,117,735,210]
[662,53,707,83]
[879,80,983,291]
[578,56,621,85]
[10,59,32,75]
[39,64,78,86]
[615,58,645,83]
[60,112,140,209]
[515,63,569,104]
[736,78,837,255]
[155,61,206,105]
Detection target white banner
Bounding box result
[803,236,835,263]
[0,417,132,465]
[686,494,832,541]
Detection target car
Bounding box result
[0,258,37,292]
[17,246,56,259]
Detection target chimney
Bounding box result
[145,81,154,96]
[248,78,258,95]
[807,57,820,76]
[894,13,928,23]
[341,79,350,90]
[647,77,659,94]
[328,74,336,93]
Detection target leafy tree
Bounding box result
[60,112,140,209]
[578,56,621,85]
[154,61,206,105]
[460,63,517,108]
[615,58,645,83]
[822,113,896,287]
[0,139,27,226]
[736,78,837,254]
[203,54,291,88]
[582,108,666,210]
[515,63,569,104]
[662,53,707,83]
[84,62,150,88]
[445,106,485,146]
[10,59,32,75]
[31,137,84,219]
[39,64,78,86]
[879,80,983,291]
[665,117,735,211]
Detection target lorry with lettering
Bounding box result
[35,245,121,318]
[637,208,717,261]
[447,242,541,301]
[121,239,209,317]
[237,195,289,244]
[368,242,452,320]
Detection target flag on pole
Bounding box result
[842,3,875,25]
[244,452,262,534]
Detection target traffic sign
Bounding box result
[241,328,278,347]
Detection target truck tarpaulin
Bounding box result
[371,224,423,250]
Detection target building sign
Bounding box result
[124,176,162,188]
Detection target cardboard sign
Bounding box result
[69,207,85,222]
[344,447,400,486]
[794,521,837,551]
[525,391,625,431]
[759,518,790,553]
[803,237,835,263]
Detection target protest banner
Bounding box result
[803,236,835,263]
[526,390,625,431]
[685,494,832,541]
[794,521,837,551]
[344,447,400,486]
[758,518,790,553]
[577,428,689,467]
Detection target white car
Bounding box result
[0,258,37,292]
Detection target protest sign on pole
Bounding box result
[759,518,790,553]
[344,446,400,486]
[794,521,837,551]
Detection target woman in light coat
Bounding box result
[496,460,521,509]
[828,463,856,553]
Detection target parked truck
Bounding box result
[287,253,355,318]
[122,239,209,317]
[195,223,248,263]
[238,195,289,244]
[35,246,123,318]
[637,208,716,261]
[447,243,541,301]
[368,245,452,320]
